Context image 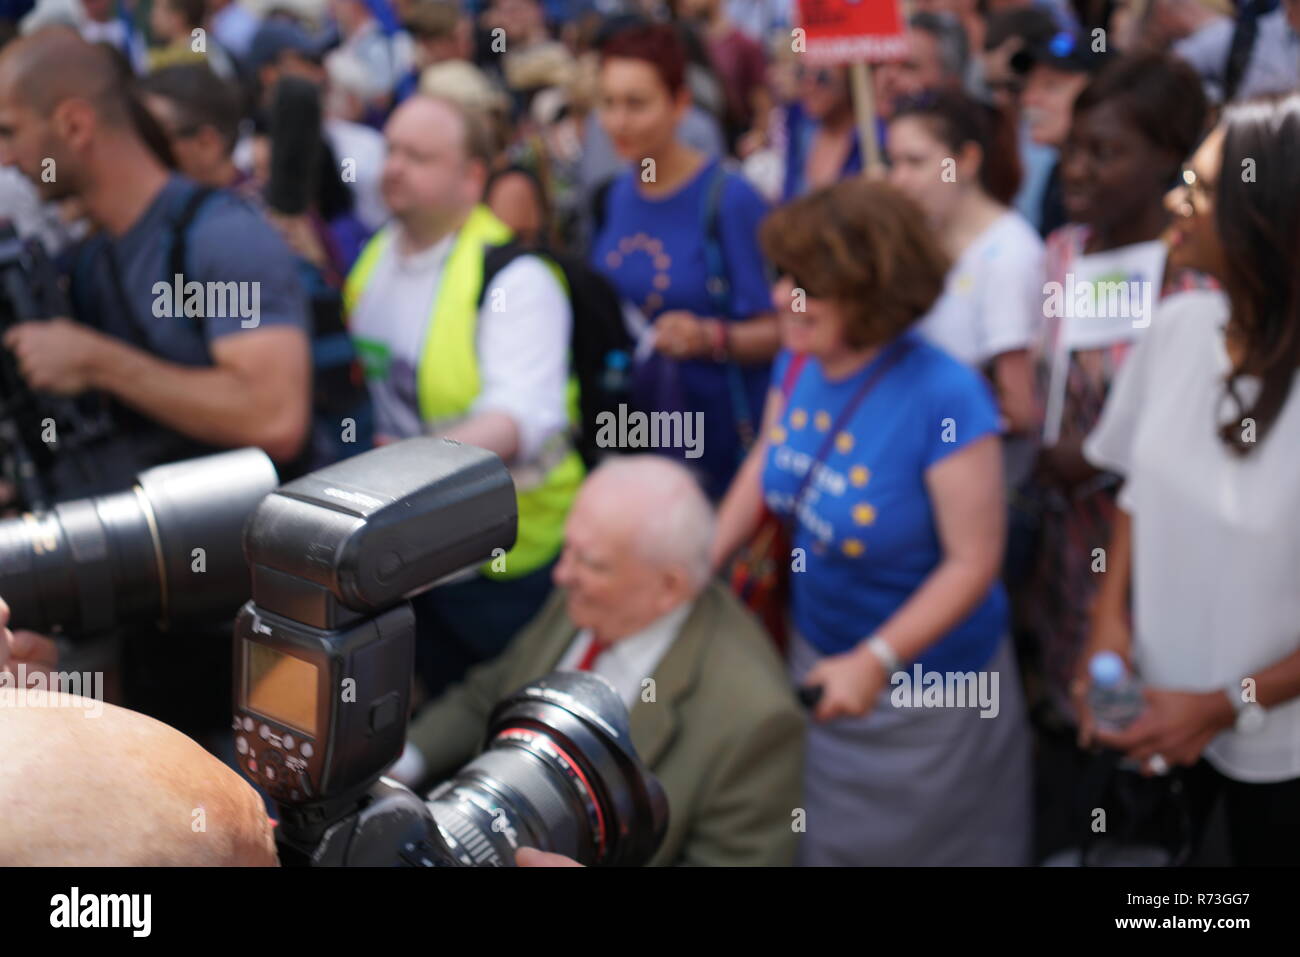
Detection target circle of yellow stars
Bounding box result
[776,408,877,559]
[605,232,672,316]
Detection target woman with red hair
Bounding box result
[591,23,779,500]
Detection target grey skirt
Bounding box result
[789,631,1033,866]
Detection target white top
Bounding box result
[348,224,572,464]
[916,210,1045,367]
[1085,289,1300,782]
[554,602,694,712]
[1041,237,1167,446]
[324,119,390,233]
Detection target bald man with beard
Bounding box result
[0,601,278,866]
[0,26,311,469]
[0,26,311,745]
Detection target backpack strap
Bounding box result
[700,163,732,317]
[589,176,616,243]
[698,164,761,458]
[98,183,220,356]
[1223,21,1255,104]
[476,241,532,308]
[1222,0,1273,102]
[166,185,219,287]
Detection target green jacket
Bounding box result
[407,581,806,866]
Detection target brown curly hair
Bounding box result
[760,180,950,350]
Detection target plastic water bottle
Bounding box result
[602,349,630,394]
[1087,651,1145,732]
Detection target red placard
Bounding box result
[797,0,908,64]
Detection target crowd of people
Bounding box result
[0,0,1298,867]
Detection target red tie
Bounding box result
[574,634,610,672]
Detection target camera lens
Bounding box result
[425,671,669,867]
[0,448,278,636]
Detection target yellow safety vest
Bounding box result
[344,206,583,580]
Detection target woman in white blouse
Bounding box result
[1081,92,1300,865]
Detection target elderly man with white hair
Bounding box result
[393,455,805,866]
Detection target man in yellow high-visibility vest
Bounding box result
[345,94,583,699]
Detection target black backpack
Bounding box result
[477,244,632,472]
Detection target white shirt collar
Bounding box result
[557,601,695,712]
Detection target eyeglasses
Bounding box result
[163,123,203,141]
[795,65,835,88]
[1173,166,1215,217]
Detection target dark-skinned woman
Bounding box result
[1021,53,1211,731]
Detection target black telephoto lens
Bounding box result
[425,671,669,867]
[0,448,278,636]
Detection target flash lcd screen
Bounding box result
[244,641,318,736]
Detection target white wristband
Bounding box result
[864,634,902,674]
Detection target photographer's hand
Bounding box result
[515,848,583,867]
[3,318,105,396]
[0,597,58,677]
[387,741,427,787]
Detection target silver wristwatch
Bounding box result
[1225,678,1266,735]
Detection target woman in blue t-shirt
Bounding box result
[712,180,1033,866]
[590,23,779,500]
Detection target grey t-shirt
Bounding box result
[72,175,309,467]
[81,175,308,366]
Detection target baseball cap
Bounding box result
[1011,30,1108,75]
[248,20,333,72]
